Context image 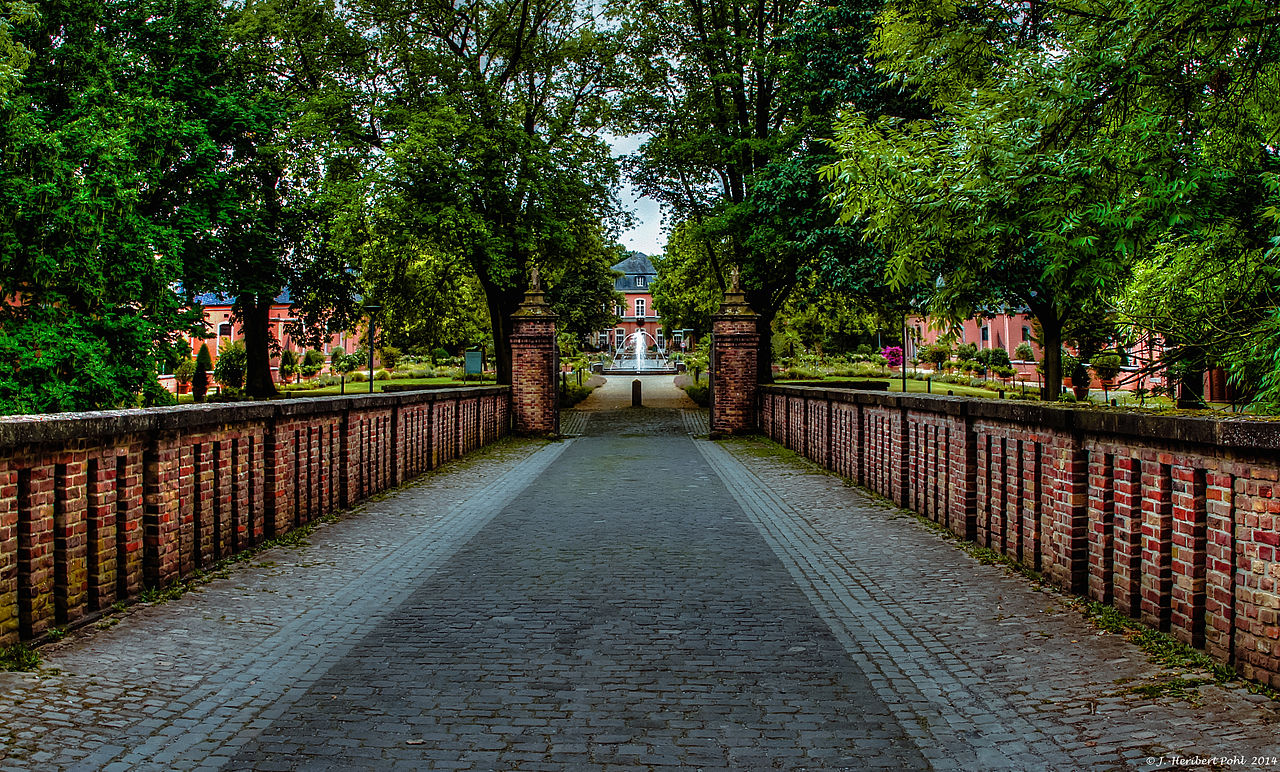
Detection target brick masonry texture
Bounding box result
[760,385,1280,689]
[511,286,559,437]
[0,387,509,645]
[710,294,761,438]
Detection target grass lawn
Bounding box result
[776,375,1012,400]
[175,377,498,403]
[280,377,497,397]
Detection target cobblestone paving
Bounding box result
[221,408,924,771]
[0,407,1276,771]
[703,437,1280,771]
[0,438,567,771]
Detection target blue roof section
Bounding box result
[190,288,293,307]
[612,252,656,292]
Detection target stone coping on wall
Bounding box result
[761,384,1280,453]
[0,386,510,449]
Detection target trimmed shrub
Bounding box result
[193,344,213,403]
[1014,342,1036,362]
[174,358,196,393]
[1092,352,1122,382]
[214,340,247,390]
[378,345,401,371]
[302,348,326,377]
[682,381,710,407]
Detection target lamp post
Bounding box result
[902,313,908,394]
[363,303,381,394]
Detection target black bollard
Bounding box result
[632,378,642,407]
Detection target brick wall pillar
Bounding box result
[710,280,760,438]
[510,279,559,436]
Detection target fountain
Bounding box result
[604,328,676,374]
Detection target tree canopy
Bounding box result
[619,0,901,379]
[824,0,1280,401]
[340,0,627,383]
[6,0,1280,413]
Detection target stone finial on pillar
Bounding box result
[710,274,760,438]
[510,272,559,436]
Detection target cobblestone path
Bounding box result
[0,405,1276,771]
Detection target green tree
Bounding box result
[193,344,213,402]
[0,0,232,413]
[825,0,1280,400]
[0,1,34,97]
[347,0,625,384]
[174,0,371,399]
[332,351,362,393]
[620,0,899,380]
[650,223,724,340]
[546,236,624,341]
[213,340,247,390]
[360,238,492,356]
[174,358,197,395]
[921,343,950,370]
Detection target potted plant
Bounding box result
[1091,352,1123,402]
[174,357,196,395]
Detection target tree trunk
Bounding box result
[756,311,775,384]
[483,283,523,386]
[1030,300,1063,401]
[1176,366,1206,409]
[239,293,278,399]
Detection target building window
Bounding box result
[656,329,664,346]
[981,326,989,343]
[673,330,684,345]
[598,332,609,349]
[615,328,625,346]
[614,304,623,317]
[635,298,646,317]
[1022,326,1032,342]
[636,276,647,287]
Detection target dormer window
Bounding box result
[635,276,647,287]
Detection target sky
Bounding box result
[609,133,666,256]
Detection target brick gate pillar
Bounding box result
[710,272,760,438]
[510,271,559,436]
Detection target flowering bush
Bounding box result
[881,346,904,368]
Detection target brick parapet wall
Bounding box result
[710,315,760,437]
[760,384,1280,687]
[0,387,509,644]
[511,315,559,436]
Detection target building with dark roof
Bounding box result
[592,252,684,352]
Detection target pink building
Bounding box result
[592,253,685,352]
[907,310,1171,395]
[907,311,1041,362]
[162,291,364,392]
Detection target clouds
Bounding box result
[608,133,665,255]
